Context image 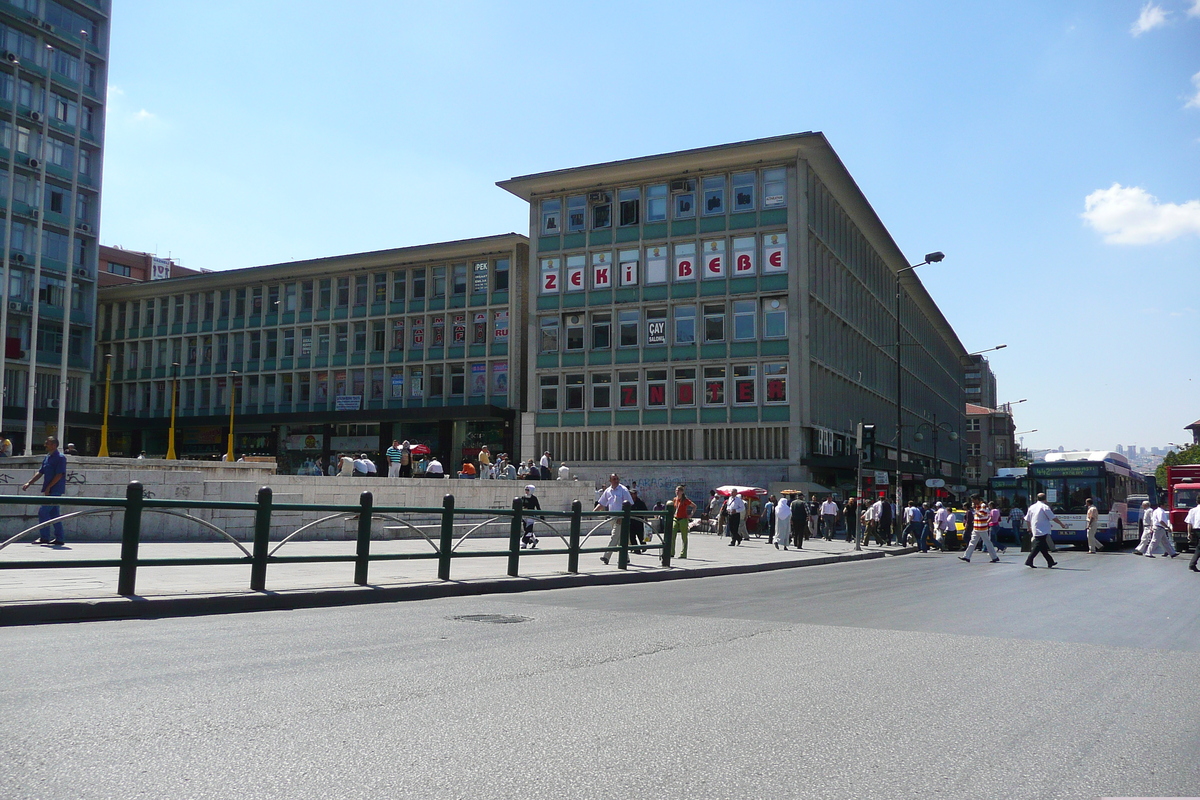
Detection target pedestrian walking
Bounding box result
[629,488,648,553]
[1009,505,1025,549]
[960,498,1000,563]
[933,502,953,551]
[1135,498,1177,558]
[1024,493,1068,568]
[877,495,894,547]
[922,502,937,551]
[670,485,695,559]
[595,473,634,565]
[1186,499,1200,573]
[725,492,746,546]
[1084,498,1103,554]
[987,501,1006,553]
[21,436,67,546]
[807,496,821,541]
[903,500,924,550]
[862,495,880,546]
[760,494,775,541]
[844,496,858,544]
[789,492,807,549]
[820,496,838,541]
[519,484,541,549]
[774,493,793,550]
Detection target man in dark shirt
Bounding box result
[790,493,808,549]
[878,495,894,546]
[22,435,68,546]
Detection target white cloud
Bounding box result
[1082,183,1200,244]
[133,109,156,122]
[1189,0,1200,17]
[1131,2,1169,35]
[1187,71,1200,108]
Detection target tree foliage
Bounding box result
[1156,443,1200,487]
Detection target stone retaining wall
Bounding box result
[0,456,596,543]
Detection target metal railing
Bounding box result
[0,481,671,596]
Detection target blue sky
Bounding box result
[100,1,1200,453]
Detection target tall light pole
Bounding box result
[895,251,944,539]
[97,353,113,457]
[226,371,238,462]
[914,415,959,500]
[166,362,180,460]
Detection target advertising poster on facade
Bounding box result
[470,363,487,395]
[492,363,508,395]
[472,261,488,294]
[493,310,509,341]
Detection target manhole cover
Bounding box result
[450,614,531,624]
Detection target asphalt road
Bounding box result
[2,549,1197,800]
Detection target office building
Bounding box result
[0,0,108,453]
[499,133,967,498]
[94,235,528,469]
[98,244,202,287]
[963,353,997,409]
[964,402,1018,492]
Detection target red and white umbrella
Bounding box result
[410,443,431,455]
[713,485,767,498]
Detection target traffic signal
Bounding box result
[856,423,876,451]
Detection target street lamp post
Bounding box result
[225,371,238,462]
[97,353,113,457]
[914,415,959,500]
[895,251,944,540]
[166,362,180,460]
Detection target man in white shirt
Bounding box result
[725,493,747,546]
[1135,498,1177,558]
[425,457,444,478]
[363,454,378,478]
[557,463,572,481]
[1025,493,1068,568]
[1186,501,1200,572]
[1084,498,1102,554]
[540,451,552,480]
[595,473,634,565]
[820,497,839,541]
[902,501,923,548]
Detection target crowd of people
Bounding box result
[312,444,576,482]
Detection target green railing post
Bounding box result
[250,486,272,592]
[660,508,672,568]
[618,500,631,570]
[507,497,523,577]
[437,494,454,581]
[567,499,582,574]
[354,491,374,586]
[117,481,144,596]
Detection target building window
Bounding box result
[618,309,638,347]
[539,316,559,353]
[335,324,348,355]
[566,195,586,232]
[702,175,725,216]
[373,274,387,303]
[733,365,756,405]
[411,268,426,300]
[408,367,423,398]
[704,366,726,405]
[591,312,611,349]
[318,280,331,310]
[565,374,584,410]
[618,371,638,408]
[967,443,981,457]
[674,367,696,406]
[392,271,406,303]
[763,297,787,338]
[301,281,314,311]
[432,266,446,299]
[450,364,465,396]
[494,258,510,292]
[646,184,668,222]
[674,305,696,344]
[646,369,667,407]
[428,365,444,398]
[732,172,755,211]
[452,263,467,296]
[539,375,559,411]
[967,419,981,432]
[732,300,756,341]
[353,322,367,353]
[762,167,787,208]
[107,261,130,277]
[618,188,639,227]
[765,363,788,404]
[965,387,981,395]
[703,303,725,343]
[541,198,562,234]
[591,373,611,409]
[591,192,611,229]
[673,180,695,219]
[336,278,350,308]
[564,314,584,351]
[645,308,666,346]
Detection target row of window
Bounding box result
[538,297,786,353]
[7,267,88,309]
[540,167,787,234]
[0,221,88,263]
[99,258,512,337]
[0,120,96,175]
[102,311,513,373]
[0,165,94,221]
[538,362,789,412]
[0,73,97,131]
[0,15,102,82]
[110,361,510,413]
[539,233,787,294]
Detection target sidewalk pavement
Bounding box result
[0,530,915,626]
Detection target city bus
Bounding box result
[987,468,1029,545]
[1027,452,1150,549]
